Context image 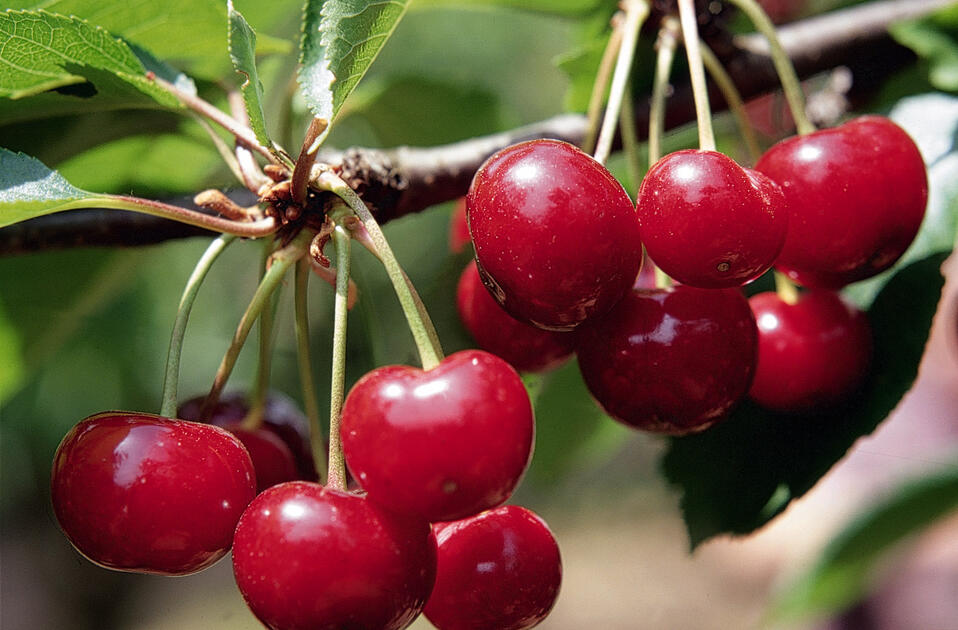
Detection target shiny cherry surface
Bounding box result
[232,482,437,630]
[636,149,788,288]
[424,505,562,630]
[749,290,872,411]
[456,260,575,373]
[341,349,534,522]
[467,139,642,331]
[50,412,256,575]
[755,116,927,288]
[576,286,758,434]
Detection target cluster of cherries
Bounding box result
[454,116,927,431]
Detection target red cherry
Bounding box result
[448,198,471,254]
[576,286,758,434]
[50,412,256,575]
[467,139,642,331]
[232,482,436,630]
[456,260,575,373]
[221,425,298,493]
[755,116,928,289]
[424,505,562,630]
[341,349,534,522]
[636,149,788,288]
[749,291,872,412]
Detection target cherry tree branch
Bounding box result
[0,0,946,255]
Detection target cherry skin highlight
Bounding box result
[341,349,534,523]
[467,139,642,331]
[424,505,562,630]
[232,482,437,630]
[636,149,788,289]
[749,290,872,412]
[755,115,927,289]
[456,260,575,373]
[576,286,758,434]
[50,411,256,575]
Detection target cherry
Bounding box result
[448,197,471,254]
[232,481,436,630]
[341,349,534,522]
[467,139,642,331]
[50,411,256,575]
[576,286,758,434]
[424,505,562,630]
[755,116,928,289]
[456,260,575,373]
[748,290,872,412]
[636,149,788,289]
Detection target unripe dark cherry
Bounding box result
[576,286,758,434]
[636,149,788,288]
[424,505,562,630]
[749,291,872,412]
[50,412,256,575]
[341,349,534,523]
[232,482,437,630]
[755,115,927,289]
[467,139,642,331]
[457,260,575,373]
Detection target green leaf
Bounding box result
[299,0,410,127]
[891,4,958,93]
[772,465,958,622]
[411,0,605,15]
[228,0,271,148]
[0,148,107,228]
[0,10,179,108]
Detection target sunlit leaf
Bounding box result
[228,0,271,148]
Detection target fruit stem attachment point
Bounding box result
[294,258,329,485]
[726,0,816,135]
[774,270,800,305]
[593,0,650,166]
[699,39,761,164]
[316,172,444,371]
[159,234,236,419]
[327,223,352,492]
[649,16,680,166]
[677,0,717,152]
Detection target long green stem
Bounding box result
[199,230,313,419]
[582,24,624,155]
[677,0,716,152]
[649,17,680,166]
[317,173,443,370]
[726,0,815,135]
[774,270,800,305]
[619,79,643,196]
[241,241,279,431]
[294,258,328,484]
[594,0,650,166]
[159,234,236,418]
[699,38,762,164]
[327,224,351,491]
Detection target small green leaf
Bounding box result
[772,466,958,622]
[0,10,179,108]
[228,0,271,149]
[299,0,410,127]
[0,148,108,228]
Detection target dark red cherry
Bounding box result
[424,505,562,630]
[448,198,471,254]
[457,260,575,373]
[222,425,298,493]
[50,412,256,575]
[749,290,872,412]
[341,349,534,522]
[576,286,758,434]
[467,139,642,331]
[755,116,927,289]
[636,149,788,288]
[232,482,436,630]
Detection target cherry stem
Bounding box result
[582,21,625,155]
[619,79,643,196]
[159,234,237,419]
[294,258,328,485]
[189,112,247,185]
[774,270,800,305]
[699,38,761,164]
[677,0,717,152]
[316,171,444,370]
[654,261,673,290]
[95,195,278,237]
[326,222,352,492]
[198,229,314,419]
[240,241,279,432]
[292,118,329,206]
[726,0,815,135]
[649,16,680,165]
[594,0,650,166]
